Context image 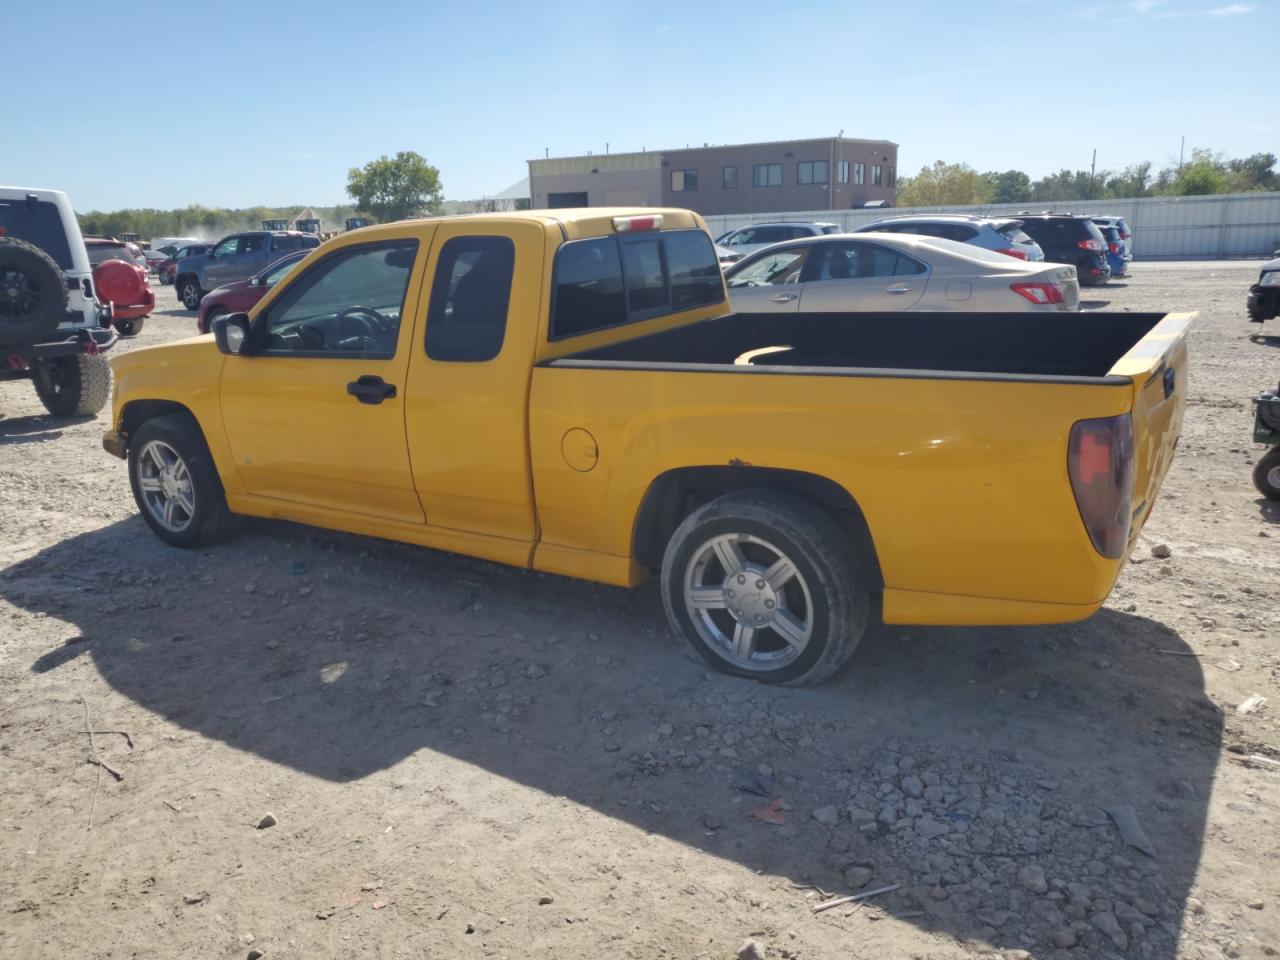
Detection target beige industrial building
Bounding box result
[527,137,898,215]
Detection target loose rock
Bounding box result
[737,938,766,960]
[256,813,277,830]
[1018,864,1048,895]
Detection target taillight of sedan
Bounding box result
[1009,282,1066,305]
[995,247,1028,260]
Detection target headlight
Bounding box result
[1261,271,1280,287]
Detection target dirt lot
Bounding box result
[2,265,1278,960]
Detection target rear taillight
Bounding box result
[1010,282,1065,305]
[1067,414,1134,558]
[1108,242,1119,254]
[1120,231,1131,240]
[995,247,1028,260]
[1076,239,1104,252]
[612,215,663,233]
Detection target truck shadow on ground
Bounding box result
[9,517,1221,959]
[0,412,91,444]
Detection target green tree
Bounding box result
[1226,152,1278,192]
[1171,161,1231,195]
[1030,169,1108,203]
[346,151,443,223]
[980,170,1032,204]
[896,161,991,207]
[1104,162,1152,198]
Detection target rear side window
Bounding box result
[997,223,1034,243]
[916,223,978,242]
[425,235,515,362]
[820,225,842,235]
[0,199,73,270]
[551,229,724,340]
[271,235,304,251]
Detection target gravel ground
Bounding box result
[1,264,1278,960]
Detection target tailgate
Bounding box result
[1108,312,1193,541]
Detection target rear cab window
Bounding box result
[550,228,723,340]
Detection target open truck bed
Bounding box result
[532,310,1190,628]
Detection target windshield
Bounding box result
[86,243,135,266]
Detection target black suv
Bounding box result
[1013,214,1111,286]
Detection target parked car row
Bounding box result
[714,212,1135,292]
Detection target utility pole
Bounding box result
[1178,135,1185,171]
[1090,148,1097,200]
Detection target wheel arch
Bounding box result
[120,399,201,449]
[631,465,883,589]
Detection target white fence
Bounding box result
[702,192,1280,260]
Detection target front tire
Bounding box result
[128,414,237,547]
[32,353,112,417]
[179,277,203,311]
[660,491,869,686]
[1254,447,1280,501]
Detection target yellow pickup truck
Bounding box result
[104,208,1188,686]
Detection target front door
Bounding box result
[797,240,927,311]
[725,244,810,313]
[218,229,434,523]
[204,235,241,287]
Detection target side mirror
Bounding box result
[212,313,254,356]
[249,275,261,287]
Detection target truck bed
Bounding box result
[549,311,1167,382]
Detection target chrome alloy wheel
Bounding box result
[136,439,196,533]
[682,533,814,671]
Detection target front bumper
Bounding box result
[102,429,127,459]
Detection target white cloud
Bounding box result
[1206,3,1255,14]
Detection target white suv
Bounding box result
[714,221,842,264]
[853,214,1045,262]
[1,186,115,417]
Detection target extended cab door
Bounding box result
[797,240,927,311]
[217,228,433,522]
[402,220,544,543]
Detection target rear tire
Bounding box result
[32,353,112,418]
[115,317,145,337]
[0,237,67,348]
[1254,447,1280,501]
[128,414,238,547]
[660,490,870,686]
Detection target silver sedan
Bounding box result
[723,232,1080,314]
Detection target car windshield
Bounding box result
[86,243,135,265]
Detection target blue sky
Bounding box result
[4,0,1273,211]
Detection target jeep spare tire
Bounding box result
[94,258,144,306]
[0,237,67,348]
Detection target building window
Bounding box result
[854,163,865,185]
[753,163,783,187]
[837,160,849,183]
[796,160,828,185]
[670,169,698,192]
[722,165,737,189]
[872,165,882,186]
[886,167,895,188]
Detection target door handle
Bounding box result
[346,375,396,405]
[769,293,798,303]
[886,284,914,294]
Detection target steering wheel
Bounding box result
[337,305,391,332]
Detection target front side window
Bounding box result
[262,255,304,286]
[550,229,723,340]
[261,240,417,357]
[753,163,783,187]
[797,160,828,185]
[728,248,809,287]
[425,236,515,362]
[837,160,849,184]
[854,163,865,185]
[722,165,737,189]
[212,236,239,258]
[670,169,698,192]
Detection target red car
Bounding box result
[158,243,210,285]
[85,238,156,337]
[196,250,309,333]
